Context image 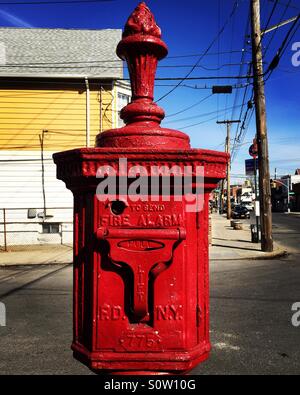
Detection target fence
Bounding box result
[0,207,73,250]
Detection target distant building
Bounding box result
[294,183,300,211]
[231,185,242,203]
[271,170,300,212]
[0,28,131,246]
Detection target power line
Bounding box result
[216,0,221,121]
[157,83,249,90]
[231,2,299,163]
[2,50,247,64]
[264,0,292,55]
[154,75,252,81]
[231,107,255,163]
[265,12,300,80]
[0,75,252,84]
[268,0,300,11]
[273,13,300,59]
[232,106,254,161]
[0,0,115,5]
[155,0,241,103]
[180,115,221,130]
[163,103,243,126]
[254,0,279,55]
[166,49,247,59]
[0,82,249,93]
[0,61,251,70]
[225,0,238,120]
[231,64,253,159]
[165,94,212,118]
[265,0,280,30]
[230,3,251,125]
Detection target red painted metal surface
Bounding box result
[96,2,189,149]
[53,2,228,375]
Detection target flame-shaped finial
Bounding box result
[115,2,168,125]
[96,3,190,149]
[123,2,161,38]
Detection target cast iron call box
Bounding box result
[54,2,228,375]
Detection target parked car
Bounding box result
[232,205,250,219]
[241,202,254,211]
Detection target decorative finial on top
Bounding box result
[123,2,161,38]
[116,2,168,125]
[96,3,190,149]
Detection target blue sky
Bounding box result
[0,0,299,182]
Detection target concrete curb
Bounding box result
[0,262,71,268]
[1,247,289,265]
[210,247,288,261]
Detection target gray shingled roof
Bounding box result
[0,28,123,79]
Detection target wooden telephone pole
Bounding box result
[251,0,273,252]
[217,120,240,220]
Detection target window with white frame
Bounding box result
[117,92,130,127]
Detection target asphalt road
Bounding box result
[194,255,300,374]
[272,213,300,253]
[242,211,300,253]
[0,213,299,375]
[0,264,91,375]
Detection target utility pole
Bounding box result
[217,120,240,220]
[251,0,273,252]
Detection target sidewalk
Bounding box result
[210,213,287,260]
[284,211,300,215]
[0,214,289,265]
[0,244,72,266]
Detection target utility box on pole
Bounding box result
[53,2,228,375]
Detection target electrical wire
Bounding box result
[165,94,212,118]
[155,0,240,103]
[224,0,238,120]
[230,3,251,125]
[264,0,292,55]
[230,0,280,163]
[163,103,243,126]
[166,49,247,59]
[0,82,249,94]
[216,0,221,122]
[254,0,279,55]
[268,0,300,11]
[157,83,249,90]
[1,50,247,65]
[0,0,115,5]
[231,107,255,163]
[0,62,251,70]
[0,75,252,84]
[264,12,300,82]
[180,115,221,130]
[231,66,253,158]
[230,0,298,164]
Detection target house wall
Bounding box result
[0,150,73,246]
[0,86,114,150]
[0,83,131,246]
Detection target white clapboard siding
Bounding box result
[0,151,73,245]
